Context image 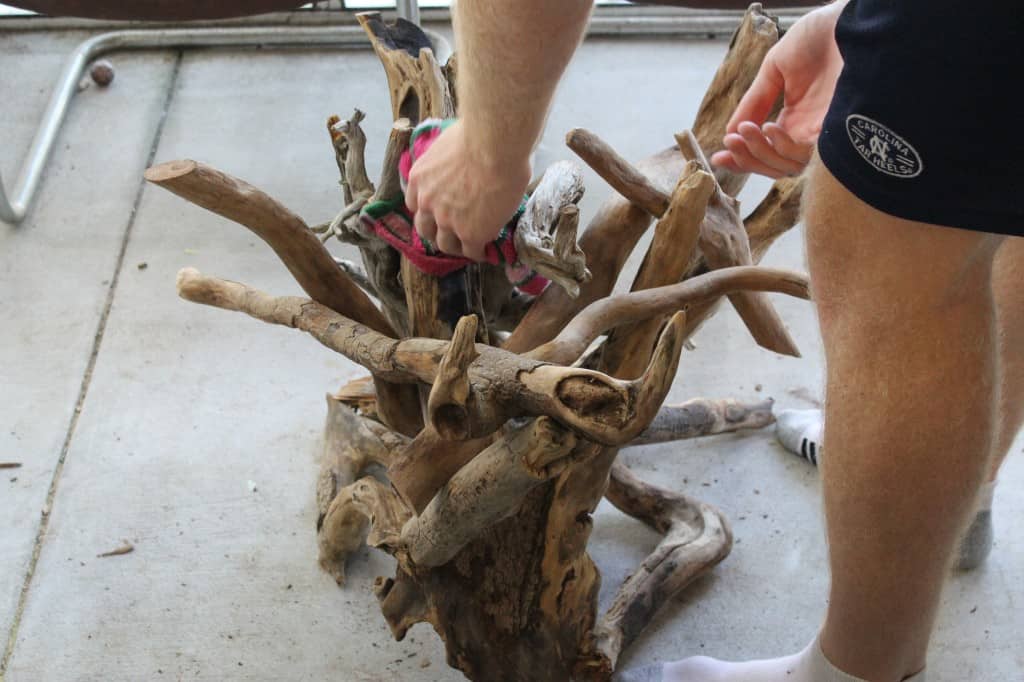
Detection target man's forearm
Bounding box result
[456,0,593,163]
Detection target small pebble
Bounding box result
[90,60,115,86]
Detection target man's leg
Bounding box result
[958,237,1024,567]
[775,237,1023,569]
[807,161,1005,681]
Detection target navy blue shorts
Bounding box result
[817,0,1024,237]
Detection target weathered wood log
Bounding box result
[319,476,410,586]
[426,314,479,440]
[513,160,590,297]
[402,418,578,567]
[593,462,733,670]
[175,268,693,447]
[566,127,670,218]
[599,160,714,377]
[317,396,410,583]
[145,158,424,437]
[691,2,781,196]
[529,265,810,365]
[632,397,775,445]
[164,6,813,680]
[676,129,801,357]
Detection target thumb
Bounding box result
[726,56,784,135]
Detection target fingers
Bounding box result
[736,122,807,176]
[435,229,464,257]
[762,122,814,165]
[460,238,488,262]
[722,133,788,178]
[713,121,810,179]
[405,169,420,213]
[414,209,438,243]
[726,56,784,134]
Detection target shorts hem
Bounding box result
[817,136,1023,239]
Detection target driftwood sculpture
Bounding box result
[147,6,809,680]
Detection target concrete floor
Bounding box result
[2,21,1022,682]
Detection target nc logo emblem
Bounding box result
[846,114,923,178]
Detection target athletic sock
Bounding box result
[774,408,824,466]
[615,637,926,681]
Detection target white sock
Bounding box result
[616,637,926,682]
[775,408,824,466]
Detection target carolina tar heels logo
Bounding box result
[845,114,923,178]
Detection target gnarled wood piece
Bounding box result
[691,2,781,197]
[328,109,374,206]
[357,11,453,125]
[566,127,669,218]
[506,3,783,355]
[631,397,774,445]
[427,314,479,440]
[359,11,468,343]
[513,161,590,297]
[176,268,688,447]
[318,476,410,585]
[676,130,801,357]
[746,175,805,262]
[402,418,578,567]
[593,462,733,670]
[325,112,411,337]
[374,570,434,641]
[145,159,392,336]
[600,160,714,377]
[529,265,810,365]
[375,118,413,204]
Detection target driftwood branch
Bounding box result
[631,397,774,445]
[145,159,394,337]
[676,130,800,357]
[374,117,413,204]
[513,160,590,297]
[600,160,714,377]
[318,476,410,585]
[691,2,781,196]
[427,314,479,440]
[328,109,375,204]
[529,265,810,365]
[176,268,687,447]
[505,4,784,357]
[594,462,733,670]
[566,127,669,218]
[401,418,578,567]
[746,175,805,261]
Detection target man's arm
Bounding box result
[457,0,594,172]
[405,0,593,259]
